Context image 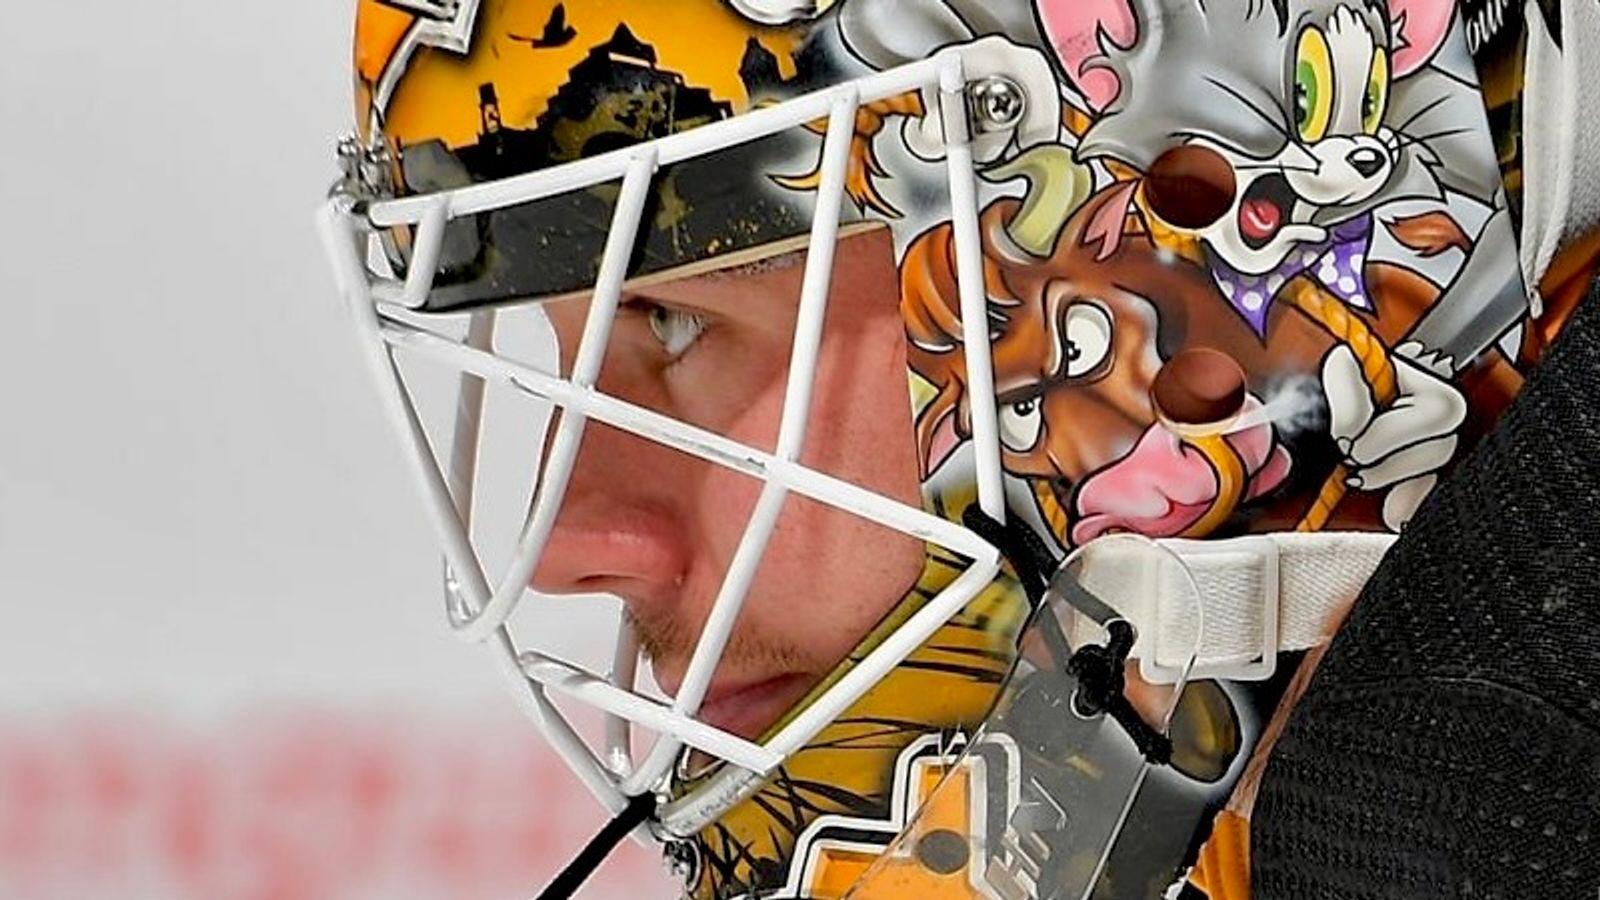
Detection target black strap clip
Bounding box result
[1067,619,1173,766]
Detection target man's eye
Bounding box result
[645,304,707,358]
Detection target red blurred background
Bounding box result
[0,711,669,900]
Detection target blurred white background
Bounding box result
[0,2,665,897]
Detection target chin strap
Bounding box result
[963,507,1400,760]
[534,792,657,900]
[962,504,1060,602]
[1067,531,1395,683]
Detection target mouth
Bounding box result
[1069,406,1291,545]
[658,672,815,741]
[1237,172,1296,250]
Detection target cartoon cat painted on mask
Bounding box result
[1036,0,1523,357]
[1039,0,1509,341]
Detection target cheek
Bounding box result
[687,377,787,562]
[752,493,925,668]
[1005,443,1060,479]
[1111,316,1163,402]
[715,318,926,667]
[1042,381,1153,481]
[798,326,923,507]
[671,332,790,448]
[543,302,586,374]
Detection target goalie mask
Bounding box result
[319,1,1558,897]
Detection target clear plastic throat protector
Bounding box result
[770,536,1207,900]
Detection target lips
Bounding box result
[656,671,815,740]
[1238,173,1295,249]
[1070,400,1291,545]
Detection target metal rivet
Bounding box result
[663,839,701,887]
[968,75,1027,133]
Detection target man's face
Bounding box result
[533,227,928,741]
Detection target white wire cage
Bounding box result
[317,49,1016,838]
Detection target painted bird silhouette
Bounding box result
[510,3,578,49]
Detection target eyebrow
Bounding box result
[698,247,809,282]
[619,247,810,318]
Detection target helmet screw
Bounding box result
[663,839,701,888]
[330,132,393,203]
[334,134,365,183]
[968,75,1027,133]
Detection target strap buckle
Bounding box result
[1138,536,1281,685]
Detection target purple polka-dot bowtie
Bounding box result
[1207,216,1375,336]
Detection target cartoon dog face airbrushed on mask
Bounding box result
[902,178,1301,546]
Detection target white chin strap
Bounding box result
[1520,0,1600,296]
[1074,532,1397,685]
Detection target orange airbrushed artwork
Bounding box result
[902,184,1300,547]
[898,176,1531,547]
[353,0,803,151]
[354,2,413,85]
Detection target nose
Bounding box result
[1347,147,1385,179]
[1151,347,1247,434]
[529,421,693,606]
[1145,144,1236,229]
